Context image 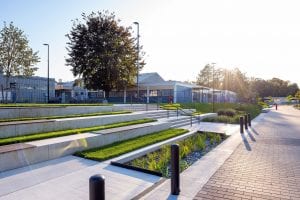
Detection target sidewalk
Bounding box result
[194,106,300,200]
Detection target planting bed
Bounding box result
[114,132,227,177]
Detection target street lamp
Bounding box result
[133,22,140,102]
[211,63,216,112]
[43,43,49,103]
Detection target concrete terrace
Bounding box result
[0,105,299,199]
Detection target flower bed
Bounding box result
[118,132,227,177]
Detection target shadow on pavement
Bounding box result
[246,130,256,142]
[250,127,259,135]
[240,133,251,151]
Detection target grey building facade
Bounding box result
[0,73,55,103]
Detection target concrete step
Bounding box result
[0,113,146,139]
[0,121,171,172]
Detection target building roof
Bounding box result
[138,72,165,84]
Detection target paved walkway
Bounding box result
[194,106,300,200]
[0,156,160,200]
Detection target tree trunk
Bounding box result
[105,89,110,99]
[5,76,9,103]
[1,85,4,103]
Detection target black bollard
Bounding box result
[240,116,244,134]
[244,114,248,130]
[171,144,180,195]
[247,113,251,127]
[90,174,105,200]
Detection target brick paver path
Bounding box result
[194,106,300,200]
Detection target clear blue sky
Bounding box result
[1,0,300,86]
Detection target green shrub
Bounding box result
[75,128,188,161]
[217,108,236,117]
[203,115,238,124]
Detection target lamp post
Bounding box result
[211,63,216,112]
[43,43,49,103]
[133,22,140,102]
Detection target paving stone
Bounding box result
[194,106,300,200]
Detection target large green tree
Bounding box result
[66,11,144,98]
[0,22,39,99]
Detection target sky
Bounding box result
[0,0,299,86]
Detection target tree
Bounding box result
[295,90,300,105]
[0,22,39,101]
[66,11,144,98]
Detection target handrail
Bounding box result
[176,107,201,126]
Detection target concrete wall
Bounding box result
[0,121,171,172]
[0,104,159,119]
[0,113,146,138]
[0,106,121,119]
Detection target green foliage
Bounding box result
[0,22,40,102]
[196,64,299,101]
[217,108,236,117]
[0,111,130,123]
[0,22,39,78]
[66,11,144,97]
[194,134,206,150]
[128,132,224,177]
[0,118,155,146]
[75,128,188,161]
[160,103,181,110]
[257,101,269,108]
[203,115,240,124]
[0,103,112,107]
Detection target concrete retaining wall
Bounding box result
[0,121,171,172]
[0,104,157,119]
[0,113,146,138]
[0,106,122,119]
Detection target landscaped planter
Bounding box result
[111,131,227,177]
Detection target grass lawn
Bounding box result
[180,103,262,124]
[75,128,188,161]
[0,103,112,107]
[160,103,181,110]
[0,118,156,146]
[181,103,261,118]
[0,111,131,123]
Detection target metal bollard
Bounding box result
[90,174,105,200]
[240,116,244,134]
[167,110,170,118]
[244,114,248,130]
[247,113,251,127]
[171,144,180,195]
[177,107,179,118]
[190,115,192,126]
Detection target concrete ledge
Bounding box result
[0,121,171,172]
[111,129,198,164]
[0,106,122,119]
[198,113,218,120]
[0,113,146,138]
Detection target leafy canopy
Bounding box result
[0,22,39,78]
[66,11,144,97]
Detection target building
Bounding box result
[55,80,104,103]
[108,72,237,104]
[0,73,55,103]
